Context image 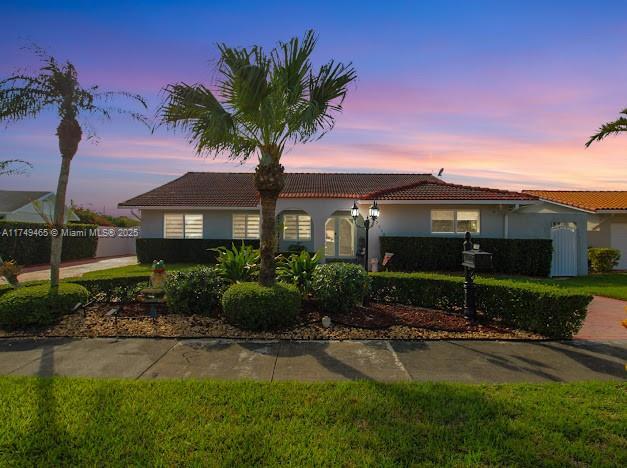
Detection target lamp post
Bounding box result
[351,200,380,270]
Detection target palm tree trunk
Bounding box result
[254,157,285,287]
[50,156,71,292]
[50,116,81,293]
[259,193,278,286]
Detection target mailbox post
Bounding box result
[461,232,493,321]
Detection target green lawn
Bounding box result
[78,262,198,279]
[0,377,624,466]
[485,272,627,301]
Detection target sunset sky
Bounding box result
[1,0,626,214]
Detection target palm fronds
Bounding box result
[586,108,627,147]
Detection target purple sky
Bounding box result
[1,0,626,214]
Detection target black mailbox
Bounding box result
[461,249,493,271]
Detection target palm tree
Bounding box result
[0,47,147,291]
[160,30,356,286]
[586,108,627,146]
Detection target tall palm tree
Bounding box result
[586,107,627,146]
[0,47,147,291]
[160,30,356,286]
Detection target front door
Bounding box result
[325,216,355,258]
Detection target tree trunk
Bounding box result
[50,116,81,292]
[254,157,285,287]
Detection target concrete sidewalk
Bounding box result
[0,338,624,383]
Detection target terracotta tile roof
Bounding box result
[119,172,536,207]
[523,190,627,212]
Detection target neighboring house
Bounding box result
[524,191,627,270]
[0,190,79,223]
[119,172,590,276]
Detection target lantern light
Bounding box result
[369,201,380,220]
[351,201,359,220]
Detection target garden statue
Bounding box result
[0,256,21,287]
[149,260,167,289]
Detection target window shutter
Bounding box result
[184,214,203,238]
[164,214,184,238]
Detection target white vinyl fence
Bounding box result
[94,226,137,258]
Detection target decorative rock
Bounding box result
[321,316,332,328]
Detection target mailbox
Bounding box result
[461,249,493,271]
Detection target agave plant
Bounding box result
[211,243,260,283]
[276,249,322,296]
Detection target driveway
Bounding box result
[1,255,137,284]
[0,338,624,383]
[575,296,627,340]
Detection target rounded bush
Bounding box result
[164,267,228,315]
[588,248,621,273]
[222,282,301,330]
[0,283,89,329]
[312,263,369,313]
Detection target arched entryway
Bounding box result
[324,211,358,259]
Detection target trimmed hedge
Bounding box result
[0,221,98,266]
[312,263,369,313]
[136,238,260,264]
[380,236,553,277]
[588,248,621,273]
[369,272,591,338]
[222,282,301,330]
[0,283,89,329]
[164,267,227,315]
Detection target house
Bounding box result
[524,191,627,270]
[119,172,590,276]
[0,190,79,223]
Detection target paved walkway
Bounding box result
[0,338,624,382]
[575,296,627,340]
[1,255,137,284]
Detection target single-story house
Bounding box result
[0,190,79,223]
[119,172,590,276]
[524,191,627,270]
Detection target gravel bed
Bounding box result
[0,302,543,340]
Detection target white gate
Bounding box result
[551,222,577,276]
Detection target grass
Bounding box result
[78,262,198,279]
[0,377,624,466]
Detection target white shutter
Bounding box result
[246,214,260,239]
[298,215,311,240]
[283,214,298,240]
[233,214,247,239]
[164,214,184,238]
[184,214,203,238]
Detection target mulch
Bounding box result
[0,301,543,340]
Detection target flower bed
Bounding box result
[0,300,542,340]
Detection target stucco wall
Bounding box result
[587,214,627,247]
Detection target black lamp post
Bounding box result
[351,200,380,270]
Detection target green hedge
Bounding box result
[222,282,301,330]
[0,221,98,266]
[136,238,260,264]
[380,236,553,277]
[0,283,89,329]
[588,248,621,273]
[369,272,591,338]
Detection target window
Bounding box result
[232,213,260,239]
[431,209,480,234]
[283,213,311,241]
[164,213,203,238]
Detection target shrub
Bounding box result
[380,236,553,277]
[222,282,301,330]
[211,243,260,283]
[164,267,228,315]
[588,248,621,273]
[276,250,322,295]
[312,263,369,313]
[67,276,149,302]
[0,221,98,266]
[369,272,592,338]
[0,283,89,329]
[136,238,260,264]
